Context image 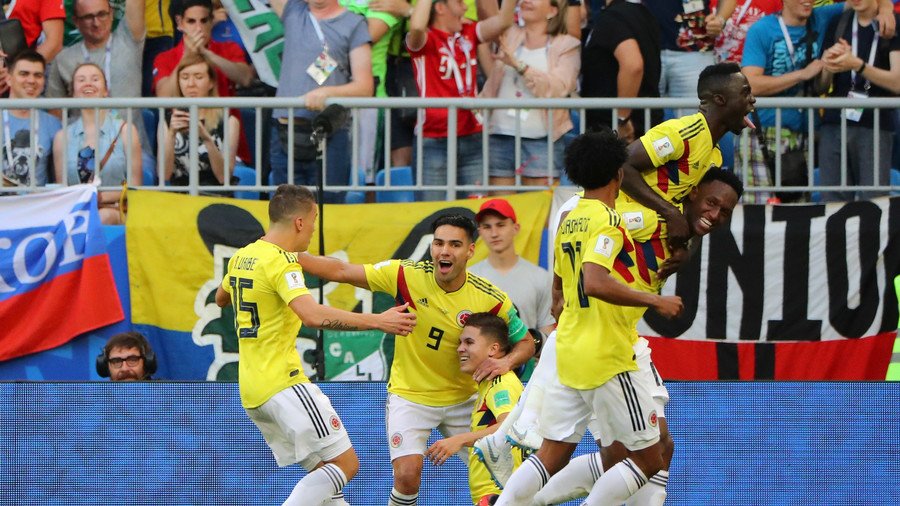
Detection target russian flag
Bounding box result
[0,186,123,361]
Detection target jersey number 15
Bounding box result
[229,277,260,338]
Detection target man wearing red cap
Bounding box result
[471,199,555,373]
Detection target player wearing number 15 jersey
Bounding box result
[298,213,535,506]
[215,185,415,506]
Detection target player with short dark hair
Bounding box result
[297,212,535,506]
[215,184,415,506]
[620,62,755,254]
[496,131,684,506]
[425,313,524,505]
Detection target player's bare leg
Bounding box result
[625,418,673,506]
[284,447,359,506]
[388,454,423,506]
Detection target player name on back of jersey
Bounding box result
[232,255,258,271]
[559,215,590,235]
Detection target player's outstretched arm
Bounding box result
[296,253,371,290]
[621,142,690,249]
[215,286,231,307]
[583,263,684,318]
[425,412,512,466]
[290,296,416,334]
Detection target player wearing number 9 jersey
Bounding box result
[216,184,416,506]
[297,213,535,506]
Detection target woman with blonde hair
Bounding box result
[161,53,240,190]
[53,62,142,224]
[481,0,581,191]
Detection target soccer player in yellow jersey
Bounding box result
[214,185,416,506]
[496,130,683,506]
[297,213,535,506]
[529,168,744,506]
[620,62,756,257]
[424,313,525,505]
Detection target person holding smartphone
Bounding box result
[160,53,240,192]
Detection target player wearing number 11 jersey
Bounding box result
[216,185,416,506]
[297,213,534,506]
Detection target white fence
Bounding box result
[1,96,898,200]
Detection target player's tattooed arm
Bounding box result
[321,319,360,331]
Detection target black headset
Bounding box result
[96,333,158,378]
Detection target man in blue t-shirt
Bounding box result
[1,51,62,187]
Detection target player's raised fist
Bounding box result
[653,295,684,319]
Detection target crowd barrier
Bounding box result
[2,96,899,199]
[1,381,898,505]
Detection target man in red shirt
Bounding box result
[5,0,64,64]
[406,0,515,201]
[152,0,254,97]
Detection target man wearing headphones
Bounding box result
[97,331,157,381]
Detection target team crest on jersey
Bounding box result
[648,410,658,427]
[285,271,305,290]
[594,234,614,258]
[390,432,403,448]
[456,310,473,327]
[330,415,341,431]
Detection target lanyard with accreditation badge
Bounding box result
[82,38,112,81]
[306,11,339,85]
[845,13,879,122]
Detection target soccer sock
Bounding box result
[625,470,668,506]
[284,463,347,506]
[511,384,544,436]
[494,454,550,506]
[322,492,349,505]
[582,458,647,506]
[388,488,418,506]
[533,452,603,505]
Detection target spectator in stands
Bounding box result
[817,0,900,201]
[267,0,374,203]
[98,331,156,381]
[740,0,843,203]
[53,63,142,224]
[470,198,555,380]
[480,0,580,189]
[341,0,403,185]
[161,54,241,191]
[407,0,516,200]
[152,0,255,97]
[0,51,62,187]
[651,0,735,105]
[48,0,145,103]
[580,0,662,142]
[5,0,65,63]
[714,0,782,65]
[143,0,174,97]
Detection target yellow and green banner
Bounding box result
[126,191,552,380]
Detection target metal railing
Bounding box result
[1,96,898,199]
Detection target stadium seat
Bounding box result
[892,168,900,196]
[345,169,368,204]
[375,166,415,203]
[718,132,735,171]
[233,164,260,200]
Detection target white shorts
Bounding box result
[586,338,669,441]
[386,393,475,461]
[246,383,352,470]
[539,366,661,451]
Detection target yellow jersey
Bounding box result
[554,198,640,389]
[468,372,525,504]
[221,240,310,409]
[614,198,674,294]
[637,112,722,205]
[364,260,528,406]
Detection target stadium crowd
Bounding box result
[1,0,899,215]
